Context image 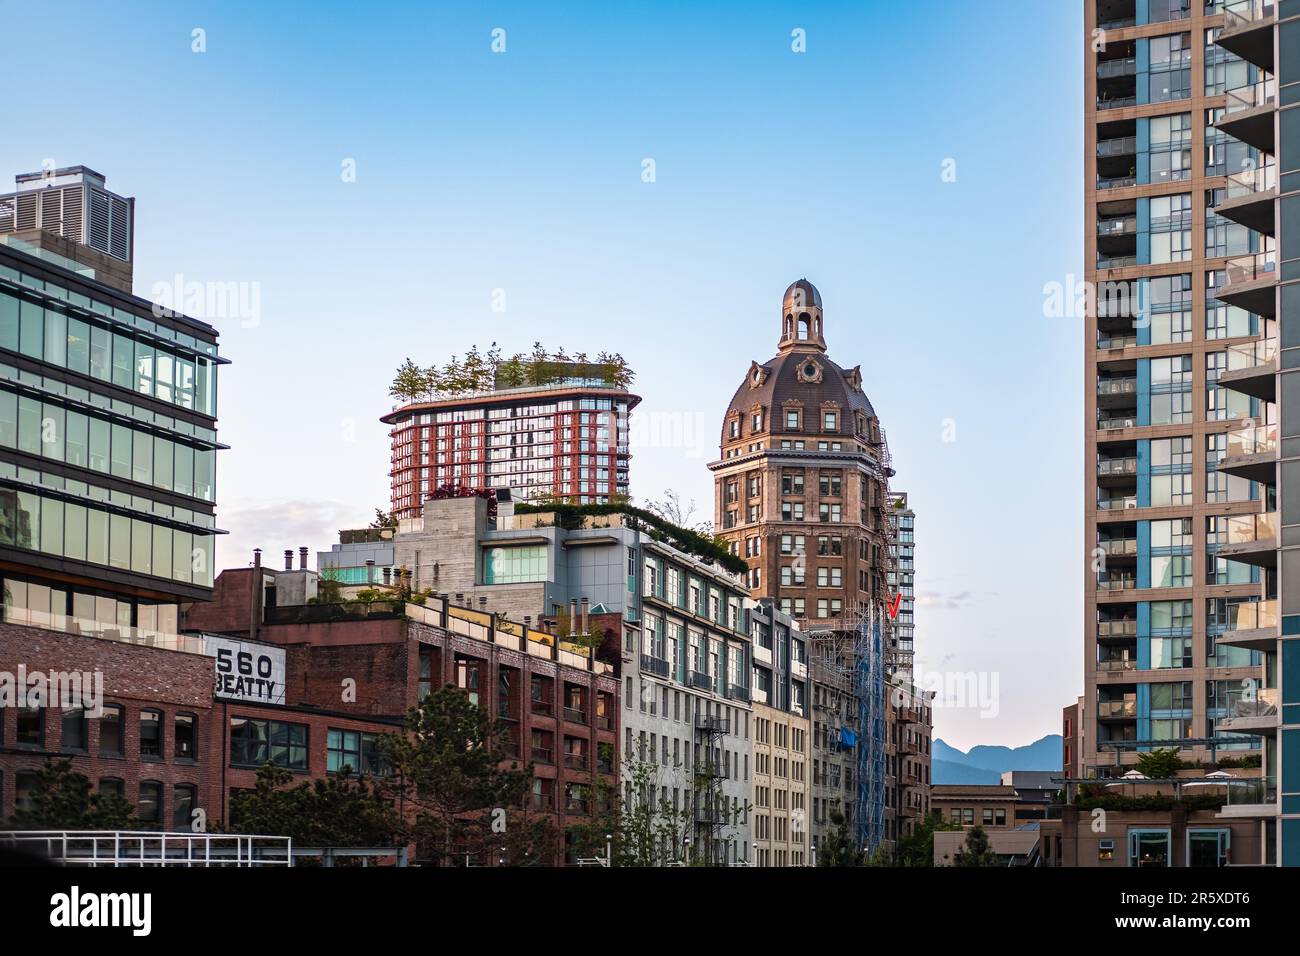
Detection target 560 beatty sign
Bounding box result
[204,636,286,705]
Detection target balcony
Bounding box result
[1217,78,1277,154]
[1097,331,1137,349]
[1097,699,1137,720]
[640,654,670,678]
[1217,599,1279,652]
[1216,775,1278,820]
[688,670,712,691]
[1096,456,1137,480]
[695,714,730,735]
[1218,0,1275,72]
[1215,250,1277,317]
[1216,687,1280,737]
[1097,412,1137,432]
[1097,537,1137,560]
[1219,422,1277,483]
[1097,494,1137,512]
[1216,163,1277,235]
[1217,336,1277,401]
[1097,135,1137,158]
[1097,618,1138,641]
[1097,216,1137,239]
[1096,655,1137,673]
[1096,572,1136,593]
[563,752,589,771]
[728,684,751,703]
[563,706,588,725]
[1097,253,1138,269]
[791,658,808,680]
[531,746,553,764]
[752,643,773,666]
[1096,57,1137,79]
[1216,511,1278,567]
[1096,377,1136,406]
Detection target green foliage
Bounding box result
[516,501,748,576]
[1073,782,1228,812]
[389,343,634,403]
[1215,754,1262,769]
[370,508,398,529]
[6,759,136,830]
[1135,748,1183,779]
[952,825,1001,867]
[376,685,549,866]
[817,803,864,867]
[227,764,402,847]
[890,811,961,867]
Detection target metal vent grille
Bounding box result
[61,185,84,243]
[88,187,111,253]
[108,194,130,260]
[16,193,37,231]
[0,195,13,232]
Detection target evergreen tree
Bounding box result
[953,825,1001,867]
[7,759,135,830]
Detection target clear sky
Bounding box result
[1,0,1084,751]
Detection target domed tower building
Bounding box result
[711,280,902,859]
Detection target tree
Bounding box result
[892,811,960,867]
[953,825,1001,867]
[568,752,694,867]
[817,802,864,867]
[7,759,135,830]
[370,508,398,530]
[645,490,713,536]
[227,764,402,848]
[1136,747,1183,779]
[376,685,540,866]
[389,357,430,403]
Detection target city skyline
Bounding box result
[0,0,1085,752]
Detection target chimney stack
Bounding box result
[569,599,579,636]
[299,546,309,570]
[365,559,375,584]
[283,549,293,571]
[250,549,262,641]
[580,597,590,634]
[382,567,391,586]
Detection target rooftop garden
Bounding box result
[390,343,634,403]
[516,499,748,578]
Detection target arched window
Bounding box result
[797,314,811,339]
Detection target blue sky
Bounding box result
[1,0,1084,750]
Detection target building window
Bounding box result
[99,704,123,756]
[327,729,383,775]
[229,717,309,771]
[138,780,162,825]
[175,713,197,761]
[823,411,837,431]
[60,707,88,752]
[172,784,197,831]
[16,706,43,747]
[140,709,163,760]
[483,545,547,584]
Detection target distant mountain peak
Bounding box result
[932,734,1061,783]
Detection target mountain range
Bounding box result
[931,735,1061,785]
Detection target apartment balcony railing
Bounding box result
[695,714,730,734]
[1097,95,1138,111]
[1223,510,1278,546]
[1228,598,1278,633]
[1097,332,1138,349]
[1096,573,1137,592]
[1097,657,1137,672]
[529,791,553,812]
[1225,162,1277,200]
[1098,537,1138,556]
[1098,619,1138,638]
[531,747,553,764]
[1097,411,1137,428]
[1097,379,1137,399]
[1098,16,1137,29]
[1224,249,1277,285]
[596,714,614,731]
[688,670,713,691]
[1221,775,1277,808]
[1222,421,1274,460]
[1097,457,1138,477]
[1098,253,1138,269]
[1232,686,1280,718]
[563,706,587,724]
[1097,57,1138,79]
[1097,700,1138,719]
[728,684,751,703]
[1226,77,1277,115]
[1223,0,1276,30]
[1098,215,1138,237]
[640,654,670,678]
[1225,336,1278,371]
[563,753,589,771]
[752,644,773,666]
[1097,495,1137,512]
[530,698,553,717]
[1098,174,1138,191]
[791,659,808,679]
[1097,135,1138,157]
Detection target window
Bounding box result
[327,729,383,775]
[16,705,43,747]
[823,411,837,431]
[175,713,197,761]
[1129,829,1171,867]
[483,545,547,584]
[99,704,123,756]
[172,784,196,831]
[138,781,162,825]
[140,709,163,759]
[229,717,309,771]
[785,410,800,431]
[60,707,88,752]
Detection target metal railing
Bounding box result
[1225,162,1277,200]
[1223,0,1276,30]
[1098,217,1138,237]
[1223,249,1277,285]
[1222,510,1278,546]
[1098,254,1139,269]
[0,831,292,866]
[1098,332,1138,349]
[1098,95,1138,110]
[1098,457,1138,477]
[1096,573,1137,591]
[1097,495,1138,511]
[1227,598,1278,632]
[1098,135,1138,157]
[640,654,670,678]
[1097,700,1138,719]
[1099,537,1138,555]
[1097,658,1137,672]
[1225,422,1278,458]
[1097,57,1138,79]
[1224,336,1277,371]
[1225,77,1277,115]
[1097,412,1137,429]
[1098,174,1138,191]
[1098,619,1138,638]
